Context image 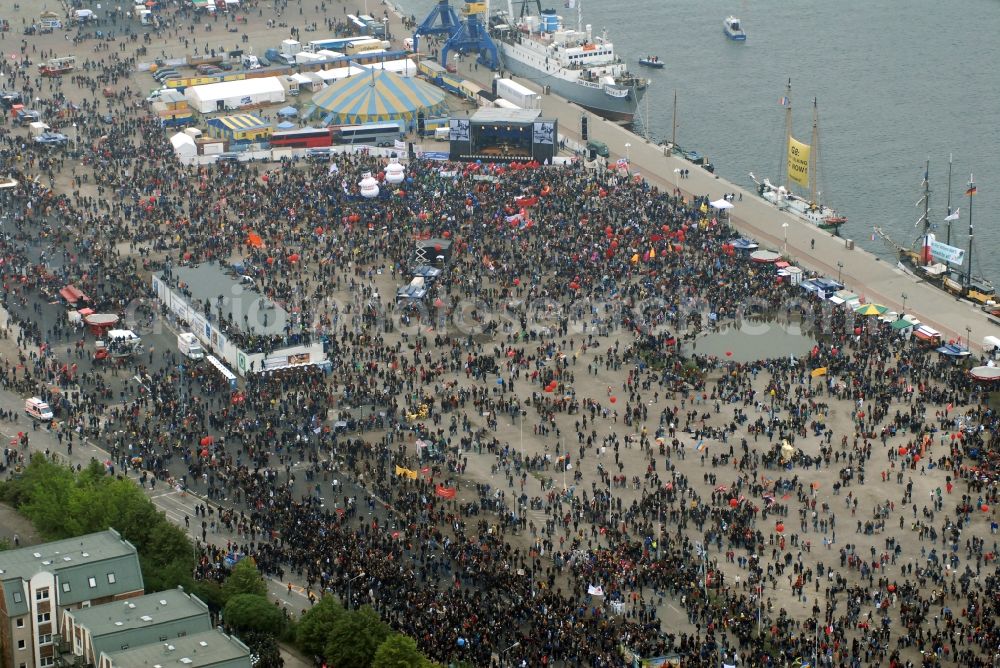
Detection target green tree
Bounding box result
[190,580,227,615]
[9,456,194,592]
[223,594,286,634]
[240,630,284,668]
[14,456,77,537]
[296,595,345,658]
[372,633,428,668]
[140,520,195,586]
[324,606,391,668]
[222,557,268,601]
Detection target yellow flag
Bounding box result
[787,137,810,188]
[810,367,827,378]
[394,465,418,480]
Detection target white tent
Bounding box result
[169,132,197,159]
[710,198,734,210]
[184,77,285,114]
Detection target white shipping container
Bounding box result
[495,78,540,109]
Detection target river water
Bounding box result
[390,0,1000,283]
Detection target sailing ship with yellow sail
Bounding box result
[749,79,847,232]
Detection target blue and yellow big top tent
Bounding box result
[310,69,448,126]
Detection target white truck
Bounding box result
[495,78,541,110]
[177,332,205,360]
[103,329,143,357]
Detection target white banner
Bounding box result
[930,239,965,265]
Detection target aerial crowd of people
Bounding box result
[0,3,998,668]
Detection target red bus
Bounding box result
[269,127,334,149]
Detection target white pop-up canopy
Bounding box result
[710,198,734,210]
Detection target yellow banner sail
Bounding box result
[787,137,811,188]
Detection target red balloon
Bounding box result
[729,498,739,508]
[982,504,990,512]
[887,584,896,592]
[775,522,785,533]
[725,351,733,357]
[898,446,908,455]
[610,396,617,404]
[854,327,862,335]
[513,278,521,286]
[434,244,442,252]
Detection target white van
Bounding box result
[105,329,143,356]
[433,127,450,141]
[25,397,54,421]
[177,332,205,360]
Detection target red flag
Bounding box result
[435,485,456,499]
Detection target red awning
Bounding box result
[59,285,89,304]
[914,329,935,341]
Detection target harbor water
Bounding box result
[390,0,1000,284]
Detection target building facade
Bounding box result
[0,530,144,668]
[61,589,211,666]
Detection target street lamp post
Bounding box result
[837,261,844,284]
[966,325,972,350]
[901,292,908,316]
[624,142,631,161]
[781,223,789,256]
[499,641,520,667]
[382,16,389,41]
[519,408,525,464]
[346,571,366,610]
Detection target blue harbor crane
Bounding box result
[412,0,463,56]
[440,1,499,71]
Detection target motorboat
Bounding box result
[638,56,664,69]
[724,16,747,41]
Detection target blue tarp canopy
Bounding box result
[412,265,442,281]
[276,120,295,129]
[730,237,759,251]
[935,344,971,357]
[277,106,298,118]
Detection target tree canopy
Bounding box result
[1,456,194,590]
[222,557,268,601]
[324,606,391,668]
[224,594,287,634]
[296,595,345,658]
[372,633,429,668]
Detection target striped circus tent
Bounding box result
[310,68,447,126]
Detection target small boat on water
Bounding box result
[724,16,746,41]
[638,56,664,69]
